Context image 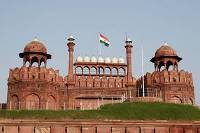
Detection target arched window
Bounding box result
[83,66,90,75]
[25,61,30,67]
[31,57,39,67]
[159,61,165,71]
[98,67,104,75]
[105,67,111,75]
[112,67,118,76]
[118,67,125,76]
[166,61,173,71]
[40,58,46,67]
[75,66,83,75]
[90,66,97,75]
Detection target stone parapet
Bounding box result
[0,119,200,133]
[8,67,63,83]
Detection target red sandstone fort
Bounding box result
[6,36,194,110]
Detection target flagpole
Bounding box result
[98,32,102,56]
[142,46,145,97]
[97,33,99,57]
[97,32,100,56]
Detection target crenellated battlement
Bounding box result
[8,66,63,83]
[74,75,133,89]
[6,37,195,110]
[136,69,194,104]
[144,70,193,86]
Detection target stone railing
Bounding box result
[129,97,163,102]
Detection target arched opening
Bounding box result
[166,61,173,71]
[83,66,90,75]
[31,73,37,79]
[105,67,111,75]
[24,61,30,67]
[98,67,104,75]
[25,94,40,110]
[118,67,125,76]
[75,66,83,75]
[174,62,178,71]
[31,57,39,67]
[90,66,97,75]
[169,96,182,104]
[11,95,19,110]
[188,98,193,105]
[112,67,118,76]
[46,96,56,110]
[159,61,165,71]
[40,58,46,67]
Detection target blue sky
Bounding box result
[0,0,199,104]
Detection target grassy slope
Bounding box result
[0,102,200,120]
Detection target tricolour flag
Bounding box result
[99,33,110,47]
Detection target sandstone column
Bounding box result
[67,36,75,84]
[125,38,133,85]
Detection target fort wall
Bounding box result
[0,119,200,133]
[137,70,194,104]
[7,67,64,110]
[8,67,63,83]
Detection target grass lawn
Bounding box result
[0,102,200,120]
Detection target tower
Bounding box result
[8,38,61,110]
[125,38,134,86]
[150,43,182,72]
[66,36,75,87]
[141,43,194,104]
[19,38,51,67]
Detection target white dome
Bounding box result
[126,38,132,42]
[98,57,104,63]
[118,57,125,63]
[76,56,83,62]
[105,57,111,63]
[112,57,118,63]
[84,56,90,62]
[91,56,97,62]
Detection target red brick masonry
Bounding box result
[0,119,200,133]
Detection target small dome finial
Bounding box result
[125,37,132,43]
[67,35,75,42]
[163,41,169,46]
[33,36,39,42]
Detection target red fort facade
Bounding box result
[7,36,195,110]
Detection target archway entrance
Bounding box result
[25,94,40,110]
[11,95,19,110]
[169,96,182,104]
[46,96,56,110]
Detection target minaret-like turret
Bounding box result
[150,43,182,72]
[19,37,51,67]
[125,38,133,85]
[67,35,75,86]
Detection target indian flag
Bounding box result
[99,33,110,47]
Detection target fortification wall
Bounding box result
[0,119,199,133]
[136,70,194,104]
[145,70,193,86]
[74,75,129,89]
[8,67,63,83]
[7,67,64,110]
